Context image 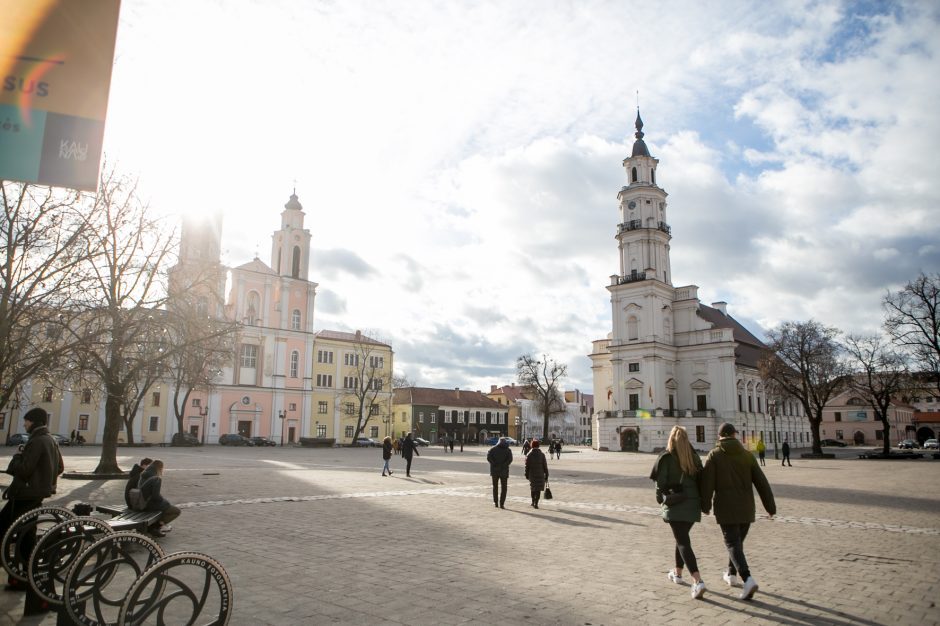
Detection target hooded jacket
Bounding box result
[524,447,548,491]
[699,437,776,524]
[138,465,171,512]
[654,448,702,523]
[6,426,64,500]
[487,439,513,478]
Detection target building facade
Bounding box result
[393,387,509,444]
[820,391,915,446]
[590,113,809,453]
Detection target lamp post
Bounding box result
[770,401,779,459]
[199,404,209,445]
[382,413,391,438]
[279,409,287,446]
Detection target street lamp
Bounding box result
[199,404,209,445]
[279,409,287,446]
[770,401,779,460]
[382,413,391,437]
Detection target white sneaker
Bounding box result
[739,576,759,600]
[667,571,684,585]
[722,571,738,587]
[691,581,706,599]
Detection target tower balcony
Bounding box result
[617,220,671,235]
[614,271,648,285]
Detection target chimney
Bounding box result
[711,302,727,315]
[455,387,460,399]
[355,329,362,340]
[490,385,497,393]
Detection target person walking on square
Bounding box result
[699,423,776,601]
[652,426,706,600]
[401,433,420,477]
[524,440,548,509]
[756,437,766,466]
[138,460,181,537]
[781,440,791,466]
[487,437,513,509]
[381,436,394,476]
[0,408,64,592]
[555,438,563,460]
[448,433,455,453]
[521,438,531,456]
[548,438,557,459]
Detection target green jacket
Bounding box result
[699,437,776,524]
[6,426,64,500]
[654,450,702,523]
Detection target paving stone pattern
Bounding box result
[1,446,937,625]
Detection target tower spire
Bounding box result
[631,109,650,157]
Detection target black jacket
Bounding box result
[139,466,172,512]
[401,437,420,459]
[487,442,513,478]
[124,463,148,507]
[6,426,63,500]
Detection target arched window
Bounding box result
[848,397,864,406]
[291,309,301,330]
[291,246,301,278]
[631,167,638,183]
[246,292,261,325]
[651,168,656,184]
[290,351,299,378]
[627,316,639,341]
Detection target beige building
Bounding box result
[820,391,915,446]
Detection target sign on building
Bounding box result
[0,1,122,191]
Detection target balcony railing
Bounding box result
[617,271,647,285]
[617,220,671,235]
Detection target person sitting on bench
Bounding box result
[124,457,153,508]
[138,460,180,537]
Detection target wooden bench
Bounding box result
[95,504,162,532]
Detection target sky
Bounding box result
[99,0,940,393]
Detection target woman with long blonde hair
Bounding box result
[653,426,706,599]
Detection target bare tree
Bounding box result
[0,181,95,438]
[341,332,393,442]
[843,335,910,455]
[884,272,940,396]
[516,354,567,441]
[67,170,178,474]
[759,320,848,455]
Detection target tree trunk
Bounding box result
[809,415,823,455]
[542,412,548,441]
[881,419,890,456]
[94,390,123,474]
[123,417,135,444]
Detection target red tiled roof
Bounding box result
[393,387,506,409]
[696,304,766,368]
[913,411,940,423]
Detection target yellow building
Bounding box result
[311,330,395,444]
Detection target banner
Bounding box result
[0,0,122,191]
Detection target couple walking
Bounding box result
[653,423,775,601]
[487,438,549,509]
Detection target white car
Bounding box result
[924,438,939,450]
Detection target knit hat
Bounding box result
[531,440,540,448]
[23,407,48,426]
[718,422,737,437]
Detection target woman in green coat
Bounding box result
[654,426,706,599]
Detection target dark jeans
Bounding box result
[720,523,751,580]
[159,504,181,526]
[405,456,414,475]
[758,451,765,466]
[530,489,541,506]
[0,498,43,585]
[491,475,508,506]
[782,452,791,466]
[668,521,699,574]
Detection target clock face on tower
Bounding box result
[628,201,636,210]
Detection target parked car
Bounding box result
[924,438,939,450]
[483,436,516,446]
[897,439,918,449]
[51,433,71,446]
[580,438,592,446]
[413,437,430,446]
[249,436,277,447]
[353,437,377,447]
[219,434,253,446]
[820,438,847,447]
[6,433,28,446]
[172,432,202,447]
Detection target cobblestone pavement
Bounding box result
[1,445,938,625]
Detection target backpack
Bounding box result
[128,476,154,511]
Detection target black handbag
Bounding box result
[544,483,553,500]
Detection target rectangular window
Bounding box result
[370,404,379,415]
[149,416,159,431]
[152,392,160,407]
[629,394,639,411]
[345,425,354,438]
[346,403,356,415]
[695,425,705,443]
[876,430,883,440]
[628,362,640,372]
[240,344,258,368]
[81,389,92,404]
[289,402,297,411]
[444,411,452,423]
[344,353,359,367]
[834,412,842,422]
[697,395,707,411]
[418,411,424,423]
[78,415,89,430]
[747,396,753,412]
[369,356,384,369]
[192,398,202,407]
[318,401,327,414]
[291,309,301,330]
[370,425,379,438]
[669,395,675,411]
[836,429,843,440]
[290,352,299,377]
[317,350,334,364]
[316,424,327,437]
[757,398,762,413]
[737,394,743,411]
[343,377,358,390]
[370,379,383,391]
[486,412,492,424]
[43,387,53,402]
[316,374,333,387]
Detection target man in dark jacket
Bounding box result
[138,460,180,537]
[699,423,776,601]
[401,433,420,477]
[1,408,64,591]
[487,437,513,509]
[781,440,792,466]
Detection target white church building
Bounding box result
[590,113,810,454]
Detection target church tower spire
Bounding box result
[271,190,312,280]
